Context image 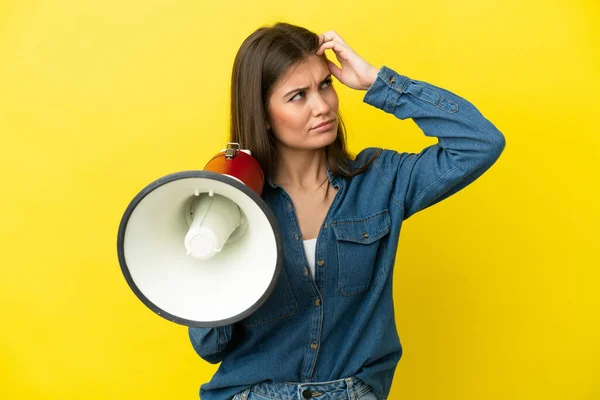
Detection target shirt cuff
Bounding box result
[363,66,411,113]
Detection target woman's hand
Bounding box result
[316,31,380,91]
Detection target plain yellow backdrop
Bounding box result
[1,0,598,399]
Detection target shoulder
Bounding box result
[349,147,401,172]
[349,147,380,170]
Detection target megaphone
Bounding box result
[117,143,283,328]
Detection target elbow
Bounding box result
[493,130,506,159]
[188,327,230,364]
[189,327,218,363]
[199,353,225,365]
[482,127,506,165]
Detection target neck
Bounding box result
[272,146,329,190]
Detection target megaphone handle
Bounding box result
[225,143,240,159]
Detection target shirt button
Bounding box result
[323,223,328,229]
[317,259,325,267]
[362,232,369,238]
[302,389,313,399]
[315,299,321,306]
[295,234,299,240]
[389,76,396,84]
[310,342,318,350]
[303,267,309,276]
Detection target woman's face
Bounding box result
[266,55,339,151]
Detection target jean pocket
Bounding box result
[230,388,252,400]
[358,390,379,400]
[244,267,298,327]
[331,209,391,296]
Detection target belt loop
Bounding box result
[345,377,355,400]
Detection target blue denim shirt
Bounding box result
[189,66,506,400]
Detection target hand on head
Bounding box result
[316,30,380,91]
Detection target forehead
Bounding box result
[273,55,329,92]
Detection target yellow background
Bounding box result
[1,0,598,399]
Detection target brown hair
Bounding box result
[229,22,380,190]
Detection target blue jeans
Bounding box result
[231,377,381,400]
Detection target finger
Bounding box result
[317,32,336,50]
[326,59,343,81]
[320,30,349,47]
[317,40,351,58]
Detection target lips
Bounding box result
[311,119,335,130]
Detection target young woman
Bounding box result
[189,22,505,400]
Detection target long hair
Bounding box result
[229,22,380,187]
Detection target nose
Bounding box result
[310,93,331,116]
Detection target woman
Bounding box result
[189,22,505,400]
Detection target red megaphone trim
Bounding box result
[203,143,265,196]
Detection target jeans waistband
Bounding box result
[238,376,372,400]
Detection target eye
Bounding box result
[320,77,333,89]
[290,91,305,102]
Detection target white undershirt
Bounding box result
[302,238,317,280]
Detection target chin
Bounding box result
[309,130,337,150]
[279,130,338,151]
[324,133,338,147]
[323,129,338,145]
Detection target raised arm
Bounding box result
[363,66,506,219]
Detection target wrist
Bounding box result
[364,66,380,90]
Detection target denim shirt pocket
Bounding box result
[331,209,392,296]
[244,266,298,327]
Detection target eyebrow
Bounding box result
[282,74,332,99]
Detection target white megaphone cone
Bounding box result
[184,192,241,259]
[117,143,283,328]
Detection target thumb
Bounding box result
[327,60,343,81]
